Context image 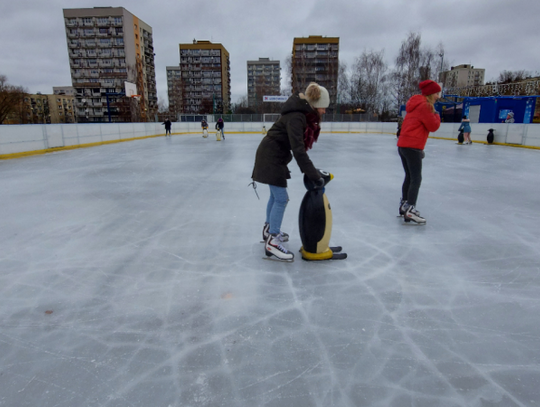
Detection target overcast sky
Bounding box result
[1,0,538,105]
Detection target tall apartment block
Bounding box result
[247,58,281,108]
[291,36,339,109]
[63,7,157,122]
[439,64,485,89]
[166,66,182,116]
[178,40,231,114]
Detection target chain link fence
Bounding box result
[175,113,378,123]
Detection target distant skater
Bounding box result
[215,118,225,140]
[459,115,472,144]
[162,118,172,136]
[252,82,329,262]
[201,118,208,138]
[397,80,441,224]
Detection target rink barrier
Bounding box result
[1,122,539,159]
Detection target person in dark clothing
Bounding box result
[162,118,172,136]
[215,118,225,140]
[396,116,404,139]
[252,82,329,261]
[397,80,441,224]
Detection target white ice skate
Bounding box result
[264,234,294,262]
[404,205,426,224]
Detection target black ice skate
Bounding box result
[398,198,407,217]
[262,223,289,243]
[264,234,294,262]
[404,205,426,224]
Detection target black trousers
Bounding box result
[398,147,423,206]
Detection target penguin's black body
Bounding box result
[457,129,464,144]
[487,128,494,144]
[299,170,347,261]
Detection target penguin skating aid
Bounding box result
[298,170,347,261]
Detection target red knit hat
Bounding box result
[419,80,441,96]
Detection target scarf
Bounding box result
[304,112,321,151]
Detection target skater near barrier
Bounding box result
[162,118,172,136]
[459,115,472,144]
[251,82,330,262]
[201,118,208,138]
[397,80,441,224]
[215,118,225,140]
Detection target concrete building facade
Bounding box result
[63,7,157,122]
[247,58,281,109]
[291,36,339,109]
[166,66,182,116]
[440,64,485,89]
[178,40,231,114]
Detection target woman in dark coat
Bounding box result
[252,82,329,261]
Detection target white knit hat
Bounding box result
[305,82,330,108]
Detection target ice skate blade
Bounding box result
[263,255,294,263]
[403,218,426,225]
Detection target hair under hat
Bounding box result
[305,83,330,108]
[419,80,441,96]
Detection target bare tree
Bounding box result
[198,98,213,114]
[350,49,389,115]
[498,70,532,84]
[336,62,350,112]
[0,75,28,124]
[390,32,442,110]
[232,95,256,114]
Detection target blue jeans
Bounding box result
[265,185,289,235]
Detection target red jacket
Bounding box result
[397,95,441,150]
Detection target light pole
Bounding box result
[439,52,444,80]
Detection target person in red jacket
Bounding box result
[397,80,441,224]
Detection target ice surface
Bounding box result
[1,133,540,407]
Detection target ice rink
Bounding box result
[1,131,540,407]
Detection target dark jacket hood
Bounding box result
[281,94,315,116]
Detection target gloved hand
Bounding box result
[314,178,325,189]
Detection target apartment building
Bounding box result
[4,92,75,124]
[166,66,182,116]
[247,58,281,108]
[291,36,339,109]
[439,64,485,89]
[178,40,231,114]
[53,86,76,97]
[63,7,157,122]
